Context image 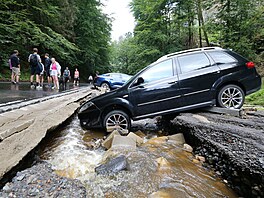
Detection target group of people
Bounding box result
[9,48,80,90]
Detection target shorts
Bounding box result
[12,67,20,76]
[45,67,51,77]
[31,66,41,75]
[74,77,79,81]
[50,70,58,76]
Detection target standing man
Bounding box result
[28,48,41,89]
[10,50,20,84]
[44,53,52,88]
[63,67,71,88]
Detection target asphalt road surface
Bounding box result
[0,82,89,105]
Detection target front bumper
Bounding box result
[78,102,102,128]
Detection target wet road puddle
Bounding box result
[38,116,237,197]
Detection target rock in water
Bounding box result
[95,155,129,174]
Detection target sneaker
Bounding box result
[11,81,16,84]
[36,86,42,90]
[30,85,35,89]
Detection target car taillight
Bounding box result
[246,62,255,68]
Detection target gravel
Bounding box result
[0,162,86,198]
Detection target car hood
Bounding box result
[91,88,125,104]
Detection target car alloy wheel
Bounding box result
[101,82,110,91]
[104,110,131,133]
[218,85,245,109]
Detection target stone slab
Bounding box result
[102,130,121,150]
[0,87,99,179]
[0,119,35,140]
[202,106,243,117]
[127,132,143,146]
[111,135,136,150]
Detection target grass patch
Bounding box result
[245,78,264,106]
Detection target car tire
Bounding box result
[103,110,131,133]
[101,82,110,91]
[217,84,245,109]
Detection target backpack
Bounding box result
[30,54,38,67]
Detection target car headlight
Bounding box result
[79,101,94,113]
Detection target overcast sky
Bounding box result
[101,0,135,41]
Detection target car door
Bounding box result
[128,58,183,119]
[109,73,122,86]
[177,52,221,106]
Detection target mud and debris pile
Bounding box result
[170,110,264,197]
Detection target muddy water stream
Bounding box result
[38,116,237,197]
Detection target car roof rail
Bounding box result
[157,47,223,61]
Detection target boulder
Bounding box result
[111,135,137,150]
[168,133,185,145]
[127,132,144,146]
[195,155,206,162]
[102,130,121,149]
[183,144,193,153]
[95,155,129,174]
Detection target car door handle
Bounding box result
[168,81,178,84]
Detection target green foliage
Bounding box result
[0,0,111,79]
[245,78,264,106]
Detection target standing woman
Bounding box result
[50,58,61,89]
[73,68,79,85]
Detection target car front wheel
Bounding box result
[217,84,245,109]
[101,82,110,91]
[103,110,131,133]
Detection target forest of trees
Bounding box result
[111,0,264,76]
[0,0,263,80]
[0,0,111,79]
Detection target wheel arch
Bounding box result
[215,81,246,98]
[100,103,133,126]
[100,81,110,87]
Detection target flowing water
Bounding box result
[38,116,237,197]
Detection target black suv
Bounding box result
[78,47,261,131]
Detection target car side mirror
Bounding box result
[134,77,144,86]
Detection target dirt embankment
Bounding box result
[169,110,264,197]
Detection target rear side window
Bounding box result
[140,59,173,83]
[178,53,211,73]
[207,51,237,64]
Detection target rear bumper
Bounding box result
[241,74,261,95]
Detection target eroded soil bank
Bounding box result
[169,110,264,197]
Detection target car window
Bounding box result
[139,59,173,83]
[207,51,237,64]
[178,53,211,73]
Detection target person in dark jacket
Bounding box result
[44,53,52,88]
[10,50,20,84]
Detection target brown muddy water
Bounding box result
[38,116,237,197]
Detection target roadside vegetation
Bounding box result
[0,0,111,79]
[245,78,264,106]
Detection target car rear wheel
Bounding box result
[101,82,110,91]
[103,110,131,134]
[217,85,245,109]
